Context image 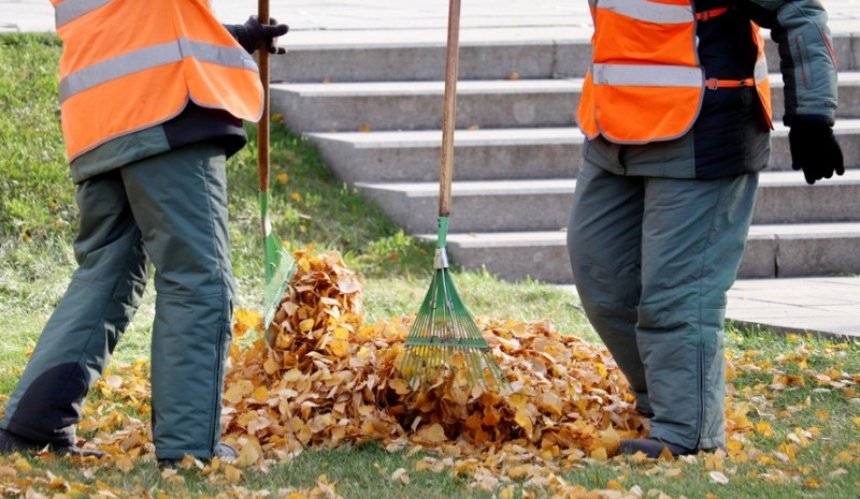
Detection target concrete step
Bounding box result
[742,223,860,278]
[274,29,859,82]
[308,120,860,185]
[356,170,860,234]
[307,128,579,185]
[272,73,860,133]
[273,28,593,83]
[271,79,580,132]
[425,222,860,283]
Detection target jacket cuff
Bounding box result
[783,114,835,128]
[223,24,255,54]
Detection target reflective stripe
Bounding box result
[754,56,768,82]
[592,63,703,87]
[59,38,257,103]
[55,0,111,28]
[597,0,693,24]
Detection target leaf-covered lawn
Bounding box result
[1,249,857,498]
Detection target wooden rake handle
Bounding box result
[438,0,461,217]
[257,0,271,194]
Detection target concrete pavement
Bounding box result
[4,0,860,33]
[1,0,858,338]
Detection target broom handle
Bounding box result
[257,0,271,196]
[438,0,461,217]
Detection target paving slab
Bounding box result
[726,277,860,338]
[562,278,860,339]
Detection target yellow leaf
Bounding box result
[329,339,349,357]
[299,318,315,332]
[46,472,69,491]
[805,478,820,489]
[14,458,31,472]
[291,192,303,203]
[658,446,674,461]
[507,393,528,409]
[277,172,289,185]
[514,409,533,437]
[417,423,447,444]
[411,462,431,474]
[263,357,280,375]
[833,450,853,463]
[389,378,410,395]
[357,123,372,132]
[224,464,243,483]
[282,368,303,382]
[755,421,774,437]
[178,454,202,470]
[333,327,350,340]
[224,384,245,404]
[115,456,134,474]
[590,447,608,461]
[253,386,269,402]
[167,474,186,485]
[233,309,262,337]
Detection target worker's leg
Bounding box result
[637,173,758,451]
[1,171,148,446]
[567,162,651,416]
[121,143,233,461]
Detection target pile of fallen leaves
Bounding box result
[220,248,645,469]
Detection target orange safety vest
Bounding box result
[52,0,264,161]
[577,0,772,144]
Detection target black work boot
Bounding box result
[158,442,238,468]
[0,429,105,458]
[618,437,695,458]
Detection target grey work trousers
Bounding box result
[1,142,234,460]
[567,161,758,450]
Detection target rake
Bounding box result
[258,0,296,335]
[398,0,506,391]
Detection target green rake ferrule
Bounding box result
[259,191,269,227]
[434,248,449,270]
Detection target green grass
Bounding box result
[1,33,858,498]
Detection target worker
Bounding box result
[0,1,288,465]
[568,0,843,458]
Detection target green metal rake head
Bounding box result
[399,219,507,390]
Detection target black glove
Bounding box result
[229,16,289,55]
[788,119,845,185]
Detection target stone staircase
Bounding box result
[270,29,860,283]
